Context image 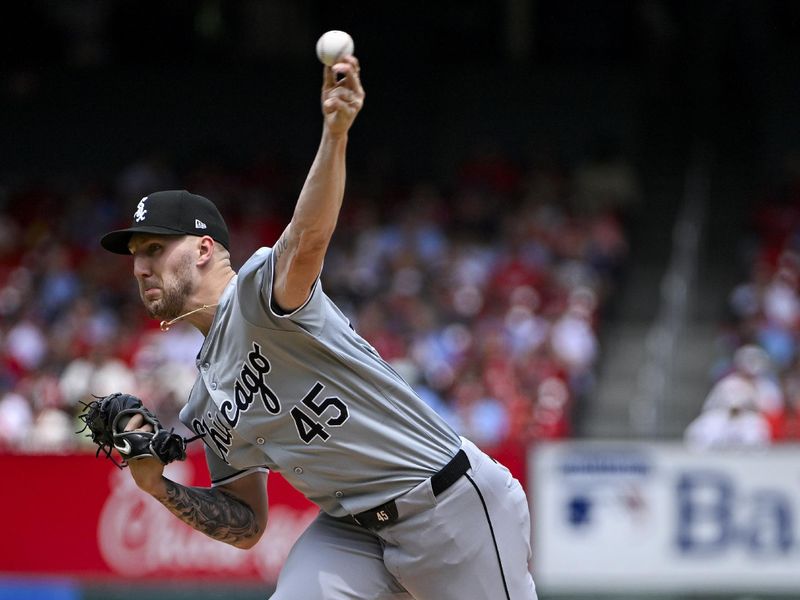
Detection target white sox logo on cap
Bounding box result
[101,190,230,254]
[134,197,148,222]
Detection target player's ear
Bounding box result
[196,236,215,267]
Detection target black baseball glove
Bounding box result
[77,393,189,468]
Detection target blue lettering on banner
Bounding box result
[676,470,794,557]
[561,453,651,476]
[747,490,793,554]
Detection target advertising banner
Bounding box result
[531,441,800,593]
[2,444,524,583]
[1,450,317,582]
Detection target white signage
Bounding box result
[530,441,800,593]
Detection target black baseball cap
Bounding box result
[100,190,230,254]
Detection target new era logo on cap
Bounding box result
[100,190,230,255]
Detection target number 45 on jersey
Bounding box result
[291,382,349,444]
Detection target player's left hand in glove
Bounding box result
[77,392,190,469]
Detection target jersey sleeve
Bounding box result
[237,247,327,336]
[205,444,269,487]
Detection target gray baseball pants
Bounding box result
[269,438,537,599]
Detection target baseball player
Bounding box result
[99,55,536,599]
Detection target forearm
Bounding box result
[150,477,262,549]
[271,131,348,309]
[272,56,362,310]
[289,129,348,243]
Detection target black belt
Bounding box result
[346,449,470,531]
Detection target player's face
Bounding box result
[129,234,197,320]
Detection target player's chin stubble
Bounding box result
[142,255,195,320]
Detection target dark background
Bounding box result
[2,0,798,190]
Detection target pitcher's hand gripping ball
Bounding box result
[77,392,188,468]
[316,30,354,66]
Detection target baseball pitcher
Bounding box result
[90,53,537,599]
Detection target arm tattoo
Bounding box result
[272,233,289,262]
[161,479,260,546]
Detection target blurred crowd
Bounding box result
[685,153,800,450]
[0,143,635,456]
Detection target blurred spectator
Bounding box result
[705,345,784,417]
[771,368,800,441]
[0,392,32,449]
[685,376,771,450]
[59,341,137,407]
[549,287,599,396]
[0,142,633,453]
[450,371,510,448]
[709,155,800,445]
[5,312,48,373]
[27,407,74,452]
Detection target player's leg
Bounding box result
[380,439,537,600]
[270,511,411,600]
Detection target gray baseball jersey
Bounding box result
[179,247,462,516]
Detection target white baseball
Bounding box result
[315,30,354,67]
